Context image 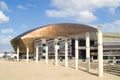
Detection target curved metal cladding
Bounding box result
[11,23,97,54]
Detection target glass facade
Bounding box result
[34,38,120,60]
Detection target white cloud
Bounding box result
[90,20,120,32]
[0,35,13,52]
[17,4,36,10]
[1,28,14,34]
[0,10,9,24]
[0,35,12,45]
[76,11,97,22]
[46,10,73,18]
[102,20,120,32]
[17,5,27,10]
[0,1,9,11]
[46,0,120,23]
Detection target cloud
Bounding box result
[90,19,120,32]
[76,11,97,22]
[102,20,120,32]
[46,0,120,23]
[17,4,36,10]
[17,5,27,10]
[1,28,14,34]
[0,10,9,24]
[0,35,12,45]
[0,1,9,11]
[0,35,13,52]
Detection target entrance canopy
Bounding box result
[11,23,97,54]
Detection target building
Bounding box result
[103,33,120,60]
[11,23,120,77]
[11,23,97,54]
[11,23,120,60]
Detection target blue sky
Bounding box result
[0,0,120,52]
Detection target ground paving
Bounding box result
[0,60,119,80]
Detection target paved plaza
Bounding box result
[0,60,119,80]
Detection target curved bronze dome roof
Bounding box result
[11,23,97,54]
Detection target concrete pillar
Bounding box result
[26,46,29,63]
[55,41,58,66]
[98,26,103,77]
[75,38,79,70]
[17,47,19,62]
[36,45,39,63]
[65,39,68,67]
[46,44,48,64]
[86,32,90,72]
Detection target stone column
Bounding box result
[36,45,39,63]
[17,47,19,62]
[55,40,58,66]
[75,38,79,70]
[65,39,68,67]
[46,44,48,64]
[86,32,90,72]
[26,46,29,63]
[98,26,103,77]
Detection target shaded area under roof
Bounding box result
[11,23,97,54]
